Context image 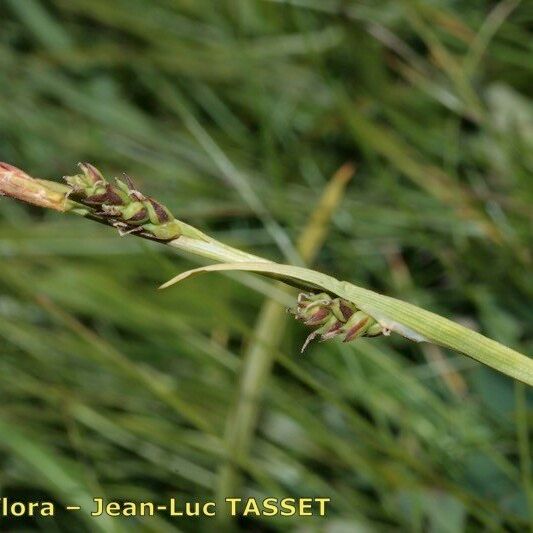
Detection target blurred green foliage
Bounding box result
[0,0,532,531]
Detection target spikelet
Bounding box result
[64,163,181,241]
[290,292,383,352]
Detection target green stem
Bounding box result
[169,223,271,265]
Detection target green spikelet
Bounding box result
[64,163,181,241]
[290,292,383,351]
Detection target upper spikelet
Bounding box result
[63,163,181,241]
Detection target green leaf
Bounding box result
[161,262,533,386]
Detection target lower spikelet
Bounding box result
[290,292,383,352]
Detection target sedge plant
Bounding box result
[1,161,532,386]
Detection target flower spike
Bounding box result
[290,292,383,351]
[63,164,182,241]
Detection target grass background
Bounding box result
[0,0,532,531]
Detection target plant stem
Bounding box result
[0,162,71,212]
[169,230,270,264]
